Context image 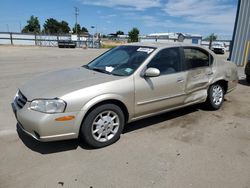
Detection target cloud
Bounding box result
[99,14,117,20]
[79,0,237,35]
[123,11,234,35]
[79,0,161,10]
[163,0,236,26]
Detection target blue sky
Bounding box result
[0,0,238,38]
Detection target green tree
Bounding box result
[59,21,70,34]
[205,33,217,49]
[43,19,70,34]
[43,18,61,34]
[22,15,40,33]
[72,24,81,34]
[128,28,139,42]
[116,30,124,35]
[81,26,88,33]
[73,24,89,34]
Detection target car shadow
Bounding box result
[238,78,250,86]
[16,124,93,154]
[123,104,200,133]
[17,104,205,154]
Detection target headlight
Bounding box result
[30,99,66,113]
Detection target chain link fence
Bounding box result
[0,32,100,48]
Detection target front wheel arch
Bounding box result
[82,99,129,125]
[79,103,125,148]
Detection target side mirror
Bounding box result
[144,68,160,77]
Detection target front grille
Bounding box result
[14,90,27,109]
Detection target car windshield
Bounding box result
[85,45,156,76]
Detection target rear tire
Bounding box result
[80,104,125,148]
[206,84,224,110]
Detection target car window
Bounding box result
[86,45,156,76]
[183,47,212,70]
[147,47,181,75]
[98,50,129,66]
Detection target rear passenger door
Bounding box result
[182,47,214,103]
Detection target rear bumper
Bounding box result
[213,48,225,54]
[11,102,78,142]
[58,41,76,48]
[227,79,238,93]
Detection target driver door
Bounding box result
[134,47,187,117]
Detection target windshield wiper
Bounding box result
[87,66,122,76]
[91,67,112,75]
[83,65,90,69]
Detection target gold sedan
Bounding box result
[12,43,238,148]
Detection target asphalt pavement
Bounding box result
[0,46,249,188]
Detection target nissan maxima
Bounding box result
[12,43,238,148]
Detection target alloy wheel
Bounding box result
[212,85,223,106]
[91,111,120,142]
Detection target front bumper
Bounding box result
[212,48,225,54]
[12,102,79,142]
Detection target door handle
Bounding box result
[177,77,184,83]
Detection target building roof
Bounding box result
[147,32,202,39]
[179,33,202,38]
[147,32,179,39]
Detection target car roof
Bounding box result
[124,42,207,50]
[123,42,216,58]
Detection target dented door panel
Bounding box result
[185,67,212,94]
[184,67,213,104]
[182,47,214,104]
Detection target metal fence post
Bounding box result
[10,32,13,45]
[35,33,37,46]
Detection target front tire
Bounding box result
[80,104,125,148]
[206,84,224,110]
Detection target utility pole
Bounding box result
[74,7,79,34]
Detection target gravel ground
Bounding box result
[0,46,249,188]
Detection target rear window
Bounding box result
[183,47,213,70]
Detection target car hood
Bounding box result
[20,67,121,100]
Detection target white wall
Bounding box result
[0,33,86,46]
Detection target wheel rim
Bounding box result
[212,85,223,106]
[91,111,120,142]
